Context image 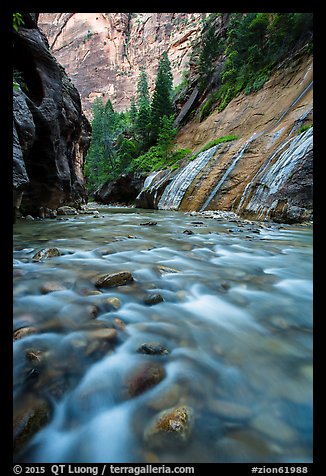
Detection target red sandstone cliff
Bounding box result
[38,13,205,116]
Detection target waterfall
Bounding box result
[237,106,313,214]
[236,136,294,213]
[200,134,258,212]
[142,170,162,190]
[242,127,313,218]
[158,145,220,210]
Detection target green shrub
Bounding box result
[191,135,238,160]
[199,98,214,122]
[130,147,192,173]
[298,123,313,134]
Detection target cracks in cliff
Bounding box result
[81,50,91,64]
[122,13,132,60]
[49,13,75,50]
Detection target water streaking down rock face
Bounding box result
[135,52,313,223]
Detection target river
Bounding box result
[13,206,313,463]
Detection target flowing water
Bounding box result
[200,135,260,212]
[13,207,313,463]
[239,127,313,219]
[158,145,219,210]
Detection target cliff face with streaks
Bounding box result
[37,13,313,223]
[136,49,313,223]
[38,13,205,116]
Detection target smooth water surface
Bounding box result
[13,207,313,463]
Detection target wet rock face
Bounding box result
[13,13,91,217]
[94,173,145,205]
[135,52,313,223]
[273,148,313,223]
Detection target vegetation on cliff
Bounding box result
[85,51,188,191]
[195,13,313,115]
[85,12,313,194]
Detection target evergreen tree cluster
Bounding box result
[193,13,313,116]
[85,51,185,192]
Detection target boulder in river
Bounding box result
[32,247,61,262]
[57,206,78,215]
[95,271,134,288]
[144,405,194,448]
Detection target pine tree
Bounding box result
[157,115,177,162]
[129,96,138,132]
[150,51,174,144]
[84,98,118,191]
[135,67,151,149]
[198,14,225,93]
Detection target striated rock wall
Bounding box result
[37,13,313,223]
[136,49,313,223]
[13,13,91,218]
[38,13,205,116]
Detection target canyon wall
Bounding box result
[136,49,313,223]
[37,13,313,223]
[38,13,205,116]
[13,13,91,218]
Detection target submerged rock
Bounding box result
[95,271,134,288]
[144,293,164,305]
[251,412,298,443]
[112,317,126,331]
[86,328,118,341]
[13,327,37,341]
[32,247,61,262]
[25,349,43,363]
[157,265,179,274]
[183,229,194,235]
[137,342,169,356]
[209,399,253,421]
[105,296,122,309]
[147,384,181,411]
[83,328,118,357]
[13,396,51,455]
[40,282,67,294]
[144,405,194,448]
[140,221,158,226]
[127,362,166,397]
